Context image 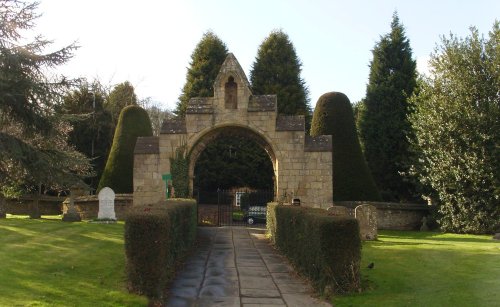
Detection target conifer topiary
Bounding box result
[98,105,153,193]
[311,92,380,201]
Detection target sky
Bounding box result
[35,0,499,111]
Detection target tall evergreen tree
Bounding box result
[357,13,417,201]
[106,81,138,127]
[58,81,113,190]
[0,0,91,202]
[175,31,228,117]
[250,30,311,126]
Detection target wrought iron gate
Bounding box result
[196,189,273,227]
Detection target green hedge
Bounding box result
[124,199,197,300]
[267,203,361,295]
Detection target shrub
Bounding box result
[310,92,380,201]
[124,199,197,301]
[98,105,153,193]
[267,203,361,295]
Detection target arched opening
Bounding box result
[189,126,276,226]
[224,76,237,109]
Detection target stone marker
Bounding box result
[420,216,430,232]
[62,183,86,222]
[493,233,500,240]
[326,206,353,217]
[355,204,377,240]
[98,187,116,220]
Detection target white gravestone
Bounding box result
[98,187,116,220]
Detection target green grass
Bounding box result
[334,230,500,307]
[0,215,147,307]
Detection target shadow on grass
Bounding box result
[380,230,496,244]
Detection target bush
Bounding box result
[310,92,380,201]
[124,199,197,301]
[98,105,153,193]
[267,203,361,295]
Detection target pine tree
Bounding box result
[175,31,228,117]
[0,0,92,201]
[250,30,311,127]
[357,13,417,201]
[98,105,153,193]
[59,81,114,190]
[106,81,138,126]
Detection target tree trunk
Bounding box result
[29,184,42,219]
[0,195,6,218]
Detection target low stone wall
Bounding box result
[62,194,133,220]
[331,201,429,231]
[5,196,65,215]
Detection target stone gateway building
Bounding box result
[133,53,333,208]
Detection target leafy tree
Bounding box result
[98,105,153,193]
[357,13,417,201]
[194,135,274,191]
[408,23,500,234]
[0,0,92,215]
[106,81,138,127]
[250,29,311,127]
[175,31,228,117]
[311,92,380,201]
[58,81,113,190]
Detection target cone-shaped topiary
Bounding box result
[98,105,153,193]
[311,92,381,201]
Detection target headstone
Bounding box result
[98,187,116,220]
[327,206,352,217]
[420,216,430,232]
[62,184,86,222]
[493,233,500,240]
[355,204,378,240]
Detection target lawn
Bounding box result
[334,230,500,307]
[0,215,147,307]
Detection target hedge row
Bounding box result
[124,199,197,300]
[267,203,361,295]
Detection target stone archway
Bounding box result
[187,124,277,195]
[133,53,333,208]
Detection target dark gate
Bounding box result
[196,189,273,227]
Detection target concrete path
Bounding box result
[166,227,331,307]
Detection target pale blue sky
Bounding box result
[37,0,499,110]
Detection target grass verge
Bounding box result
[0,215,147,306]
[334,230,500,306]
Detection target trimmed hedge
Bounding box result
[267,203,361,295]
[125,199,197,301]
[310,92,381,201]
[98,105,153,193]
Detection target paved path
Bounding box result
[166,227,330,307]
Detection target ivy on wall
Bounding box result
[169,146,189,198]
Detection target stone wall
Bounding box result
[62,194,133,220]
[330,201,429,231]
[5,196,64,215]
